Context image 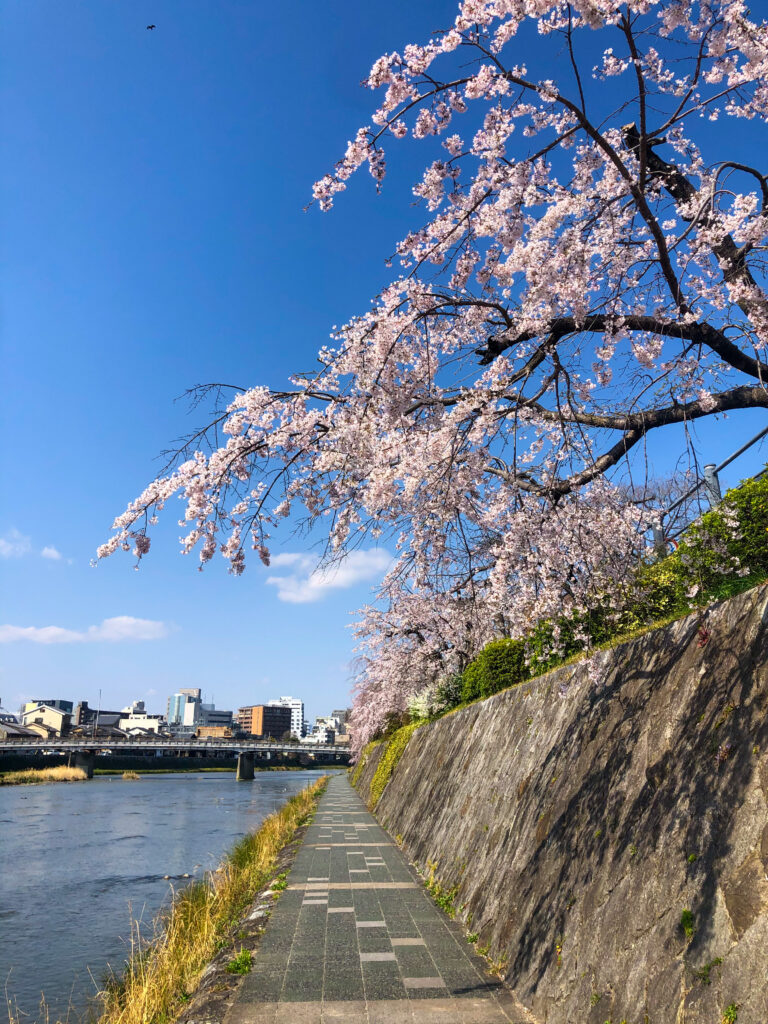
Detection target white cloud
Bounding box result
[266,549,392,604]
[0,529,32,558]
[0,616,170,645]
[0,531,66,561]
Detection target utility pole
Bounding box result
[95,688,102,740]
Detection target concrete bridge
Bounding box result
[0,736,350,777]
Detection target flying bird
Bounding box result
[146,24,156,30]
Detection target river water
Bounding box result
[0,770,326,1022]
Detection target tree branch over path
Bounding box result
[102,1,768,750]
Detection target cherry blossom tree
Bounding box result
[101,1,768,750]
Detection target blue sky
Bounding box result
[2,0,766,720]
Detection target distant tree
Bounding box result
[102,1,768,751]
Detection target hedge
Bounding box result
[461,638,530,702]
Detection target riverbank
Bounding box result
[92,764,333,775]
[98,775,328,1024]
[0,765,87,786]
[94,766,235,775]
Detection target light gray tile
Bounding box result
[402,977,447,989]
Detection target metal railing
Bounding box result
[649,422,768,554]
[0,735,347,755]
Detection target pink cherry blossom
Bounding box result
[103,1,768,749]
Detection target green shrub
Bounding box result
[433,673,464,712]
[461,638,530,702]
[680,908,695,940]
[226,949,252,975]
[636,472,768,617]
[369,722,422,809]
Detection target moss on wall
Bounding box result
[368,722,423,810]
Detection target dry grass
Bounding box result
[0,766,88,786]
[122,772,141,780]
[98,775,327,1024]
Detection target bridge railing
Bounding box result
[0,735,347,754]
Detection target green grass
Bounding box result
[693,957,723,985]
[424,860,459,918]
[680,909,695,941]
[225,949,252,975]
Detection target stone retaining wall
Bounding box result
[353,586,768,1023]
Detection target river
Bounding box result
[0,770,327,1022]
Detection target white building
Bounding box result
[267,696,305,739]
[307,716,336,744]
[118,700,165,734]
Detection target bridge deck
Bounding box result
[225,774,525,1023]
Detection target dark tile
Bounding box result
[393,949,438,975]
[238,973,284,1002]
[323,969,366,1002]
[361,969,408,1001]
[280,972,324,1002]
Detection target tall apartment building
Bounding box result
[167,688,202,727]
[267,696,305,738]
[236,704,292,739]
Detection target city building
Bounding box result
[236,704,292,739]
[0,720,39,739]
[0,700,19,725]
[167,688,202,727]
[306,717,336,744]
[74,700,122,729]
[21,704,72,737]
[196,725,233,738]
[165,691,232,735]
[118,700,165,735]
[199,704,233,729]
[21,698,73,717]
[267,696,305,738]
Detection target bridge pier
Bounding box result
[236,751,255,781]
[69,751,95,778]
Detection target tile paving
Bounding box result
[226,774,528,1024]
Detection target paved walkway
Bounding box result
[226,774,527,1023]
